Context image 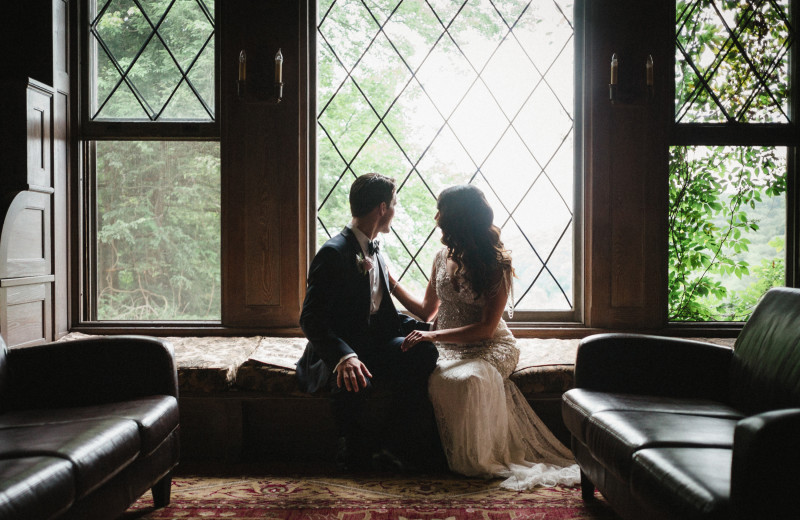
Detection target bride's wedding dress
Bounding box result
[428,250,580,489]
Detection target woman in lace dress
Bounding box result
[389,185,579,489]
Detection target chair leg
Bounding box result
[580,470,595,500]
[152,472,173,508]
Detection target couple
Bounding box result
[296,173,579,489]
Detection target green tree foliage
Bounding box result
[96,141,221,320]
[668,146,786,321]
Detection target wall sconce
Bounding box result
[609,53,618,103]
[238,50,247,97]
[237,48,283,104]
[609,53,653,105]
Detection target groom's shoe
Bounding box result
[335,436,358,472]
[371,448,405,473]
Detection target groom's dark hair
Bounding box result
[349,173,396,217]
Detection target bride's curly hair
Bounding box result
[436,185,514,299]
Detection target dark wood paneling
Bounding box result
[221,0,307,328]
[0,78,56,346]
[583,0,672,329]
[244,137,282,307]
[53,89,69,339]
[610,105,646,308]
[1,192,51,280]
[0,275,53,348]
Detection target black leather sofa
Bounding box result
[562,287,800,520]
[0,334,179,520]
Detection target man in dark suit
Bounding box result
[297,173,439,471]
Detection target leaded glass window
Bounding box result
[81,0,220,322]
[670,0,794,322]
[316,0,577,316]
[88,0,216,121]
[676,0,790,123]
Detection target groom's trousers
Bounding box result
[330,323,438,458]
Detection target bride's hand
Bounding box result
[401,329,434,351]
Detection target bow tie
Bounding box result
[368,240,379,255]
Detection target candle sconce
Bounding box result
[237,48,283,104]
[608,53,654,105]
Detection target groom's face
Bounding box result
[377,192,397,234]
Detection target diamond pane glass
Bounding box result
[317,0,575,313]
[90,0,215,121]
[668,146,787,321]
[676,0,791,123]
[95,141,221,320]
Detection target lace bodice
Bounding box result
[432,248,519,378]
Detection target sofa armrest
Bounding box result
[6,335,177,410]
[731,409,800,520]
[574,333,732,400]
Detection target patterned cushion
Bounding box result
[171,336,259,393]
[57,334,733,400]
[235,362,306,396]
[60,333,259,393]
[511,364,576,396]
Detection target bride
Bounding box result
[390,184,579,489]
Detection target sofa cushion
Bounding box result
[0,456,74,520]
[585,410,738,480]
[563,389,744,443]
[730,287,800,414]
[0,418,140,499]
[0,396,178,456]
[631,447,731,520]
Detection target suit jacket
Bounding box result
[296,226,428,393]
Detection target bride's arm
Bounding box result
[389,265,439,322]
[401,274,508,350]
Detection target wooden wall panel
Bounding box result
[610,106,646,308]
[53,0,70,338]
[244,136,281,307]
[26,88,52,190]
[0,78,56,346]
[1,278,52,348]
[1,192,51,279]
[221,0,307,328]
[583,0,672,329]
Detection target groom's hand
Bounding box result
[337,357,372,392]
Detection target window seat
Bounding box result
[57,333,735,464]
[60,333,585,396]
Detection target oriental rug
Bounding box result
[122,473,621,520]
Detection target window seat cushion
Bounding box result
[58,334,733,398]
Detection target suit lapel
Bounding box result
[341,227,371,306]
[375,251,390,294]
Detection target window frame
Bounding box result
[667,0,800,328]
[74,0,221,327]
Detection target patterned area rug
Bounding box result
[122,473,621,519]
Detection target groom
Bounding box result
[297,173,439,472]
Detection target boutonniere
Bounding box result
[356,252,373,275]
